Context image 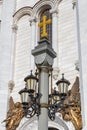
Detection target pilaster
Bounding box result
[76,0,87,129]
[0,0,16,129]
[29,17,37,70]
[10,24,18,79]
[50,9,58,69]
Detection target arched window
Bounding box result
[39,9,52,43]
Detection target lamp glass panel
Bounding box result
[64,84,68,93]
[58,83,67,94]
[20,92,29,103]
[27,79,37,91]
[31,79,34,90]
[27,79,31,90]
[33,80,37,91]
[58,84,61,93]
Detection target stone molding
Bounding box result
[13,6,32,24]
[29,17,37,26]
[13,0,62,24]
[17,115,69,130]
[33,0,59,17]
[50,9,59,15]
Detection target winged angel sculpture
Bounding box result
[2,96,24,130]
[60,77,82,130]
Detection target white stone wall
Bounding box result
[12,15,32,102]
[11,0,79,101]
[0,0,79,130]
[58,0,78,86]
[0,0,16,130]
[0,1,2,20]
[16,0,40,10]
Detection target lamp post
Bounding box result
[19,37,70,130]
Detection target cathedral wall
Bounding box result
[0,0,16,130]
[16,0,40,10]
[0,0,81,130]
[12,0,79,102]
[58,0,78,86]
[12,15,32,102]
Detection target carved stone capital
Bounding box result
[72,0,76,9]
[12,24,18,33]
[32,38,56,68]
[50,9,59,14]
[29,17,37,26]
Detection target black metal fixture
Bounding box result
[19,70,40,118]
[19,70,70,120]
[48,73,70,120]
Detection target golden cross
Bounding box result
[38,15,51,38]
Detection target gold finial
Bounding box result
[38,15,51,38]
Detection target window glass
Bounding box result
[39,9,52,43]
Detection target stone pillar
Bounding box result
[76,0,87,129]
[30,17,37,70]
[50,9,58,68]
[10,24,18,79]
[32,38,56,130]
[38,67,49,130]
[50,10,59,87]
[0,0,16,129]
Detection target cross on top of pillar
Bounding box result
[38,15,51,38]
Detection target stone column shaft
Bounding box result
[10,24,18,79]
[51,10,58,68]
[76,0,87,129]
[30,18,37,70]
[32,38,56,130]
[38,67,49,130]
